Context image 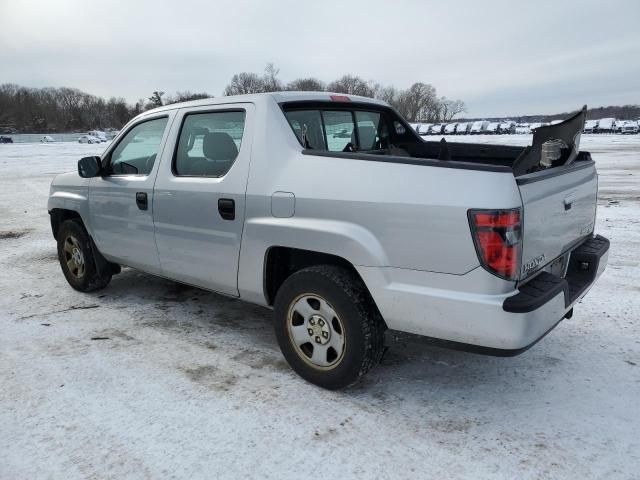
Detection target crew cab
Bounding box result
[48,92,609,389]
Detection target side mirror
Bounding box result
[78,156,102,178]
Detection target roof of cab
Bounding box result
[141,91,389,116]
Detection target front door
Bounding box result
[153,104,254,296]
[89,114,173,274]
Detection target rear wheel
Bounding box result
[57,220,111,292]
[274,265,385,389]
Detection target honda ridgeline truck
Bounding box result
[48,92,609,389]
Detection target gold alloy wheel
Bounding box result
[63,235,86,279]
[287,293,346,370]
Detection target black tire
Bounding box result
[273,265,386,390]
[57,219,111,292]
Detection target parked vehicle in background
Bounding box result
[429,124,444,135]
[456,122,471,135]
[48,93,609,389]
[620,121,639,134]
[0,136,14,143]
[87,130,108,142]
[595,118,616,133]
[78,134,101,144]
[486,122,500,134]
[614,121,624,134]
[499,121,516,134]
[106,130,120,139]
[515,124,531,134]
[41,135,55,143]
[583,120,598,134]
[416,123,431,136]
[444,123,457,135]
[470,120,489,134]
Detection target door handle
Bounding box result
[218,198,235,220]
[564,193,576,211]
[136,192,148,210]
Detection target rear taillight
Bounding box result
[468,208,522,280]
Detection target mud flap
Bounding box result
[89,236,121,277]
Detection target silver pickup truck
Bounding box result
[48,92,609,389]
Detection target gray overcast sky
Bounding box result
[1,0,639,117]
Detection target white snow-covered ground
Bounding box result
[0,136,639,479]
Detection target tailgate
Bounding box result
[514,105,598,280]
[518,162,597,280]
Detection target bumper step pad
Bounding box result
[504,235,609,313]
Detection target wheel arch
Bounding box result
[263,246,376,311]
[49,208,85,240]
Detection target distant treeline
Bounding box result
[220,64,467,124]
[2,63,637,133]
[0,84,209,133]
[0,64,467,133]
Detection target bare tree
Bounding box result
[165,91,213,104]
[327,75,375,97]
[286,77,325,91]
[374,85,399,105]
[224,72,265,96]
[393,83,439,121]
[148,91,165,107]
[262,63,283,92]
[440,98,466,122]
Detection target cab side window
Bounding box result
[109,117,168,175]
[283,110,325,150]
[323,111,355,151]
[174,110,246,177]
[284,108,389,152]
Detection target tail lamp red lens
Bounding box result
[468,209,522,280]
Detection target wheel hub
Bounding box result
[308,314,330,345]
[71,247,84,266]
[63,234,86,279]
[287,293,346,369]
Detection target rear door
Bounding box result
[153,103,254,296]
[89,114,173,274]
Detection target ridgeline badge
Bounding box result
[522,254,546,274]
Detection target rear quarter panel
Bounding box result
[238,99,523,304]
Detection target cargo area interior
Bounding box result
[283,101,589,176]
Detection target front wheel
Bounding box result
[273,265,386,389]
[57,220,111,292]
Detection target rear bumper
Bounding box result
[358,234,609,355]
[504,235,610,313]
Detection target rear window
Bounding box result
[284,108,389,152]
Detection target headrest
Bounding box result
[203,132,238,160]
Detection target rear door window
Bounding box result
[174,110,245,177]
